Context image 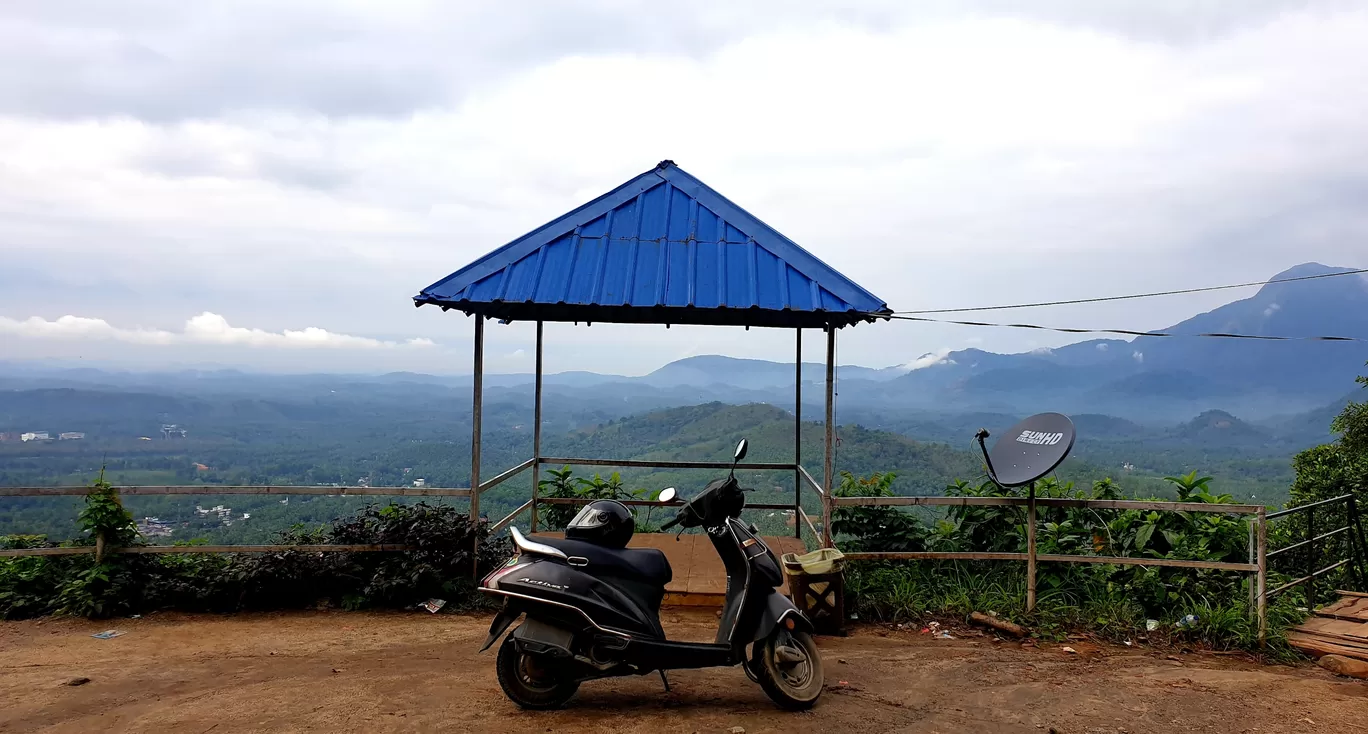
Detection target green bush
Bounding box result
[0,500,507,619]
[537,466,669,532]
[835,470,1305,650]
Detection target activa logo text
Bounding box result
[1015,430,1064,446]
[517,577,568,591]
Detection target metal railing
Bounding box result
[1265,493,1367,606]
[501,458,827,546]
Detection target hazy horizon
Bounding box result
[4,2,1368,374]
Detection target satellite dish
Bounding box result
[977,412,1076,488]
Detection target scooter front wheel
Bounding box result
[495,636,579,710]
[751,629,824,710]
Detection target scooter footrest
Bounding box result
[593,634,630,651]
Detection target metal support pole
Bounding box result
[1307,506,1317,609]
[1247,516,1257,620]
[470,317,484,578]
[794,328,802,540]
[1257,506,1268,647]
[822,327,835,549]
[1026,488,1038,613]
[1351,495,1368,588]
[530,321,543,533]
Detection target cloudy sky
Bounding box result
[3,0,1365,375]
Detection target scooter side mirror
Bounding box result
[657,487,677,503]
[734,439,748,463]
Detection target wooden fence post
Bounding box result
[1257,506,1268,647]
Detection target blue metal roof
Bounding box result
[414,161,890,329]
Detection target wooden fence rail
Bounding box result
[832,492,1276,642]
[0,485,472,497]
[6,479,1363,650]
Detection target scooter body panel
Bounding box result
[711,518,785,647]
[491,559,662,638]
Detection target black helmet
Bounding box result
[565,500,635,548]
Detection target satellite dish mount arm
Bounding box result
[975,428,1006,490]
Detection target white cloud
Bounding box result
[901,347,954,371]
[1096,343,1110,352]
[1132,350,1145,363]
[1263,302,1282,317]
[0,315,176,345]
[0,312,435,350]
[2,3,1367,373]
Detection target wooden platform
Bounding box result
[1288,591,1368,661]
[533,532,806,607]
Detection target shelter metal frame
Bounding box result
[470,318,839,552]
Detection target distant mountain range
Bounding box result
[3,263,1365,429]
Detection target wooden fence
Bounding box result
[4,481,1365,647]
[0,484,470,559]
[830,490,1368,645]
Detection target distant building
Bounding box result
[161,424,187,439]
[413,478,427,488]
[138,437,153,441]
[193,463,210,471]
[0,432,16,442]
[20,432,51,442]
[59,432,85,440]
[137,517,174,538]
[194,505,233,523]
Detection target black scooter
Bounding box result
[478,439,824,710]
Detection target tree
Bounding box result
[1290,362,1368,506]
[1332,369,1368,457]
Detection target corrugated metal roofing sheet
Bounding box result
[414,161,889,329]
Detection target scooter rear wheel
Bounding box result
[752,629,824,710]
[495,636,579,710]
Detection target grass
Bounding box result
[845,560,1308,660]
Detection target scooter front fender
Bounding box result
[750,592,814,643]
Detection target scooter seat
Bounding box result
[535,536,672,587]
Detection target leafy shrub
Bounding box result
[0,501,507,619]
[537,466,668,532]
[831,471,926,552]
[836,469,1301,649]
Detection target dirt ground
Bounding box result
[1,610,1365,734]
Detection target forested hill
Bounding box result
[544,402,983,497]
[2,399,1234,543]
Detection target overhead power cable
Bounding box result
[893,267,1368,315]
[868,312,1368,342]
